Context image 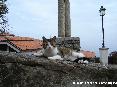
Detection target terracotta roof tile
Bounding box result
[0,34,43,51]
[0,37,6,41]
[0,33,15,36]
[6,36,34,41]
[80,51,96,58]
[11,40,43,51]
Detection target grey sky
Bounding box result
[7,0,117,56]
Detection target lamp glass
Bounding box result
[99,6,106,16]
[100,10,105,16]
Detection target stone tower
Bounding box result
[58,0,71,37]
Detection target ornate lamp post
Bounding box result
[99,6,109,65]
[99,6,106,48]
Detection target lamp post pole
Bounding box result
[99,6,106,48]
[99,6,109,65]
[102,15,105,48]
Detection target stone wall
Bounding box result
[0,52,117,87]
[56,37,80,51]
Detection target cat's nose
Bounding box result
[49,47,51,49]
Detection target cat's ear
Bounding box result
[42,36,46,41]
[53,36,56,40]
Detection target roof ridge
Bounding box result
[3,36,22,51]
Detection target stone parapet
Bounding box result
[56,37,80,51]
[0,51,117,87]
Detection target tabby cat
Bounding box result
[42,36,73,58]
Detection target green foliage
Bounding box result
[0,0,9,33]
[0,0,8,15]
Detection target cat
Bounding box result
[42,36,73,59]
[42,36,59,57]
[33,36,58,58]
[34,36,86,61]
[42,36,86,61]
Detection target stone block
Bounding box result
[56,37,80,51]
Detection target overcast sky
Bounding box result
[7,0,117,56]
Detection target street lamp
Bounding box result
[99,6,109,65]
[99,6,106,48]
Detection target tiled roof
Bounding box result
[0,33,43,51]
[0,37,6,41]
[11,40,42,51]
[80,50,96,58]
[0,33,15,36]
[6,36,34,41]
